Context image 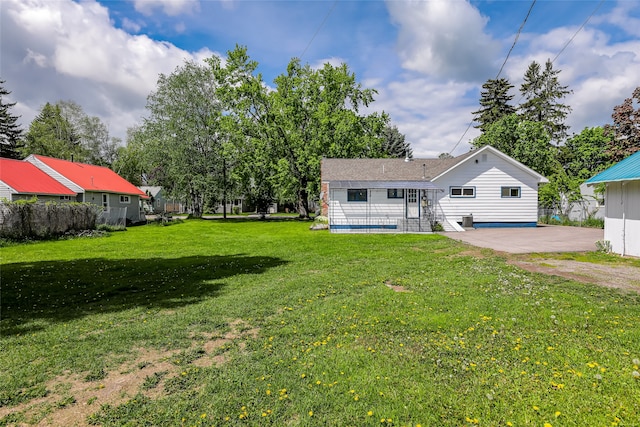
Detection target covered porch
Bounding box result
[326,180,444,233]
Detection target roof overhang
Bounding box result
[328,180,443,191]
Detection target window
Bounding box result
[347,189,367,202]
[387,189,404,199]
[501,187,521,198]
[102,194,109,208]
[407,188,417,203]
[59,196,71,201]
[450,186,475,198]
[120,195,131,204]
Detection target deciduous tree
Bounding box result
[472,113,557,176]
[605,86,640,162]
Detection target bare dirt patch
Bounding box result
[1,319,260,426]
[385,280,410,293]
[510,257,640,293]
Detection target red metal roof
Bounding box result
[33,155,148,197]
[0,158,77,196]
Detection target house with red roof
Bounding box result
[0,158,77,202]
[25,154,148,223]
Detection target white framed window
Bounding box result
[59,196,71,201]
[120,195,131,204]
[102,193,109,208]
[501,187,521,198]
[450,186,475,198]
[387,189,404,199]
[347,189,367,202]
[407,188,417,203]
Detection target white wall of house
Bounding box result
[604,181,640,257]
[0,182,14,200]
[329,188,405,227]
[433,151,540,226]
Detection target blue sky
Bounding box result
[2,0,639,156]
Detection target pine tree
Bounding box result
[472,78,516,133]
[519,60,572,144]
[381,125,412,158]
[0,80,24,159]
[21,102,82,160]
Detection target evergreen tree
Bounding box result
[21,102,82,160]
[0,80,24,159]
[519,60,572,144]
[472,78,516,132]
[382,125,412,158]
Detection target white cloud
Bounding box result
[386,0,500,82]
[311,57,346,70]
[121,17,142,33]
[503,22,640,135]
[132,0,200,17]
[1,0,217,141]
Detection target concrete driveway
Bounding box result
[443,225,604,254]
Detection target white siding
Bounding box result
[329,188,404,227]
[0,182,14,200]
[604,181,640,257]
[433,151,540,225]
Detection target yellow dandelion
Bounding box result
[309,410,313,416]
[367,411,373,416]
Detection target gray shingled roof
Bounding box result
[321,151,473,182]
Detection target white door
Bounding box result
[406,189,419,218]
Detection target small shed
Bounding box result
[585,151,640,257]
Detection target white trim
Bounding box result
[432,146,549,184]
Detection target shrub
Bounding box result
[0,199,99,240]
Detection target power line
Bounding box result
[552,0,605,64]
[299,0,338,60]
[496,0,536,79]
[449,0,604,155]
[449,0,537,155]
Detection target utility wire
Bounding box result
[449,0,604,155]
[449,0,537,155]
[299,0,338,60]
[552,0,605,64]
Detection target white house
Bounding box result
[321,145,549,233]
[585,150,640,257]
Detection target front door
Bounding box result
[406,189,419,218]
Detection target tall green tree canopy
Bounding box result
[0,80,24,159]
[472,113,556,176]
[559,127,613,180]
[21,102,82,160]
[139,60,228,218]
[57,100,120,166]
[519,59,572,144]
[264,59,388,216]
[605,86,640,162]
[472,78,516,133]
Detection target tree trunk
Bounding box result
[297,186,309,218]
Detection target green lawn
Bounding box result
[1,220,639,426]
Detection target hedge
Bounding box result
[0,199,100,239]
